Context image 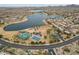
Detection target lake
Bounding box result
[4,13,47,31]
[4,13,64,31]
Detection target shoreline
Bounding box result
[0,16,29,41]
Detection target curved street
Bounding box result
[0,36,79,49]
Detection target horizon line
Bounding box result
[0,4,78,7]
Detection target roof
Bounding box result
[32,35,41,41]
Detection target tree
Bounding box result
[66,35,70,39]
[49,40,54,43]
[14,41,19,43]
[6,15,10,18]
[32,32,36,34]
[44,35,47,39]
[39,41,42,44]
[75,50,79,53]
[0,35,3,38]
[39,41,45,44]
[31,41,35,44]
[64,48,70,52]
[47,29,52,34]
[35,42,39,44]
[4,38,9,40]
[41,41,46,44]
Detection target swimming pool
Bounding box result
[17,32,31,40]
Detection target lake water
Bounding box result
[4,13,64,31]
[4,13,47,31]
[48,15,64,19]
[30,10,44,12]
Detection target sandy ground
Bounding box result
[0,17,55,45]
[0,24,51,44]
[6,16,28,25]
[0,17,28,42]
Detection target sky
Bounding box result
[0,4,67,7]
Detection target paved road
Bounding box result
[48,49,56,55]
[0,36,79,49]
[57,33,65,41]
